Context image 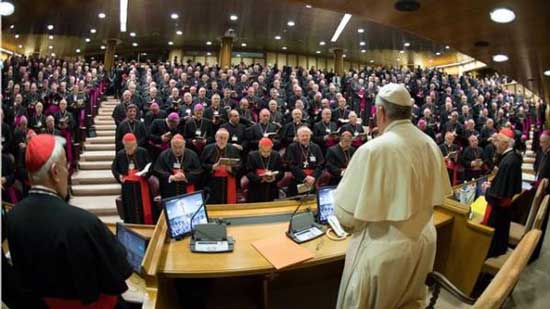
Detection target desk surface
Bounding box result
[158,205,452,278]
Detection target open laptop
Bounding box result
[116,223,149,303]
[162,191,209,240]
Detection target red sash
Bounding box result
[481,197,513,225]
[213,166,237,203]
[124,169,153,225]
[325,136,337,148]
[192,139,206,154]
[256,168,266,177]
[172,169,195,194]
[44,294,118,309]
[304,169,314,177]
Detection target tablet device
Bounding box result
[476,176,488,197]
[316,186,336,224]
[116,223,149,274]
[162,191,208,240]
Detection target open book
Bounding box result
[135,163,151,177]
[219,157,240,166]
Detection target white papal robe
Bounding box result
[334,119,452,309]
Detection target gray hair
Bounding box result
[375,97,411,120]
[30,136,66,182]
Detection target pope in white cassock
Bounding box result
[333,83,452,308]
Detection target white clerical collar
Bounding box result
[382,119,411,134]
[503,148,513,155]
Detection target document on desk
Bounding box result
[251,235,314,270]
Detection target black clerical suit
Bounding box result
[461,146,487,181]
[115,119,147,152]
[6,189,132,305]
[285,142,325,196]
[200,143,241,204]
[247,122,280,151]
[485,149,523,258]
[182,117,214,155]
[245,150,284,202]
[326,144,356,186]
[313,120,338,154]
[153,148,202,199]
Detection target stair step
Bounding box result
[96,130,116,136]
[86,136,115,144]
[94,119,115,125]
[84,143,116,151]
[72,183,121,196]
[79,161,112,170]
[96,115,113,120]
[95,124,116,130]
[524,157,535,164]
[71,195,119,216]
[81,151,115,161]
[72,170,116,185]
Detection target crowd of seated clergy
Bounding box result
[1,55,541,224]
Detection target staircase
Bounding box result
[70,97,120,223]
[523,130,535,174]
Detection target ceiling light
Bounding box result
[14,34,19,39]
[51,53,56,57]
[490,8,516,23]
[9,24,14,29]
[18,44,23,49]
[114,54,118,58]
[361,49,366,53]
[492,54,509,62]
[357,28,364,33]
[274,35,281,40]
[305,5,312,9]
[48,35,54,40]
[132,42,138,47]
[170,13,179,19]
[359,41,366,46]
[544,70,550,77]
[445,45,450,49]
[75,48,81,53]
[130,32,136,37]
[85,38,91,43]
[331,13,352,42]
[316,50,321,54]
[241,43,247,47]
[120,0,128,32]
[98,12,106,19]
[176,30,183,35]
[404,42,410,47]
[343,54,346,58]
[48,45,53,50]
[400,50,404,54]
[319,41,326,46]
[370,60,374,63]
[206,41,212,45]
[435,52,441,56]
[47,25,54,30]
[142,52,147,56]
[230,14,238,21]
[207,52,212,56]
[168,41,174,46]
[90,28,96,34]
[397,58,401,61]
[237,54,241,57]
[100,45,106,50]
[287,21,295,27]
[282,46,287,50]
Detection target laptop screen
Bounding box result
[476,176,488,197]
[163,191,208,239]
[116,223,148,274]
[317,186,336,223]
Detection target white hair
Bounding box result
[297,126,312,136]
[30,136,66,182]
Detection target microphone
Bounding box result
[190,189,211,232]
[287,193,314,234]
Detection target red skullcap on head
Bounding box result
[172,134,184,142]
[259,137,273,147]
[499,128,515,139]
[25,134,56,173]
[123,133,136,143]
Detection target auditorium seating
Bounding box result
[425,229,542,309]
[509,178,548,245]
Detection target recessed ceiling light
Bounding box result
[142,52,147,56]
[316,50,321,54]
[241,43,247,47]
[357,28,364,33]
[274,35,281,40]
[361,49,366,53]
[100,45,106,50]
[370,60,374,63]
[230,14,238,21]
[132,42,138,47]
[51,53,56,57]
[492,54,509,62]
[490,8,516,23]
[404,42,410,47]
[207,52,212,56]
[85,38,91,43]
[18,44,23,49]
[237,54,241,57]
[114,54,118,58]
[48,35,54,40]
[170,13,179,19]
[435,52,441,56]
[319,41,326,46]
[305,4,312,9]
[287,21,295,27]
[206,41,212,45]
[14,34,19,39]
[282,46,287,50]
[48,45,53,50]
[176,30,183,35]
[397,58,401,61]
[47,24,54,30]
[75,48,81,53]
[400,50,404,54]
[445,45,450,49]
[168,41,174,46]
[98,12,106,19]
[544,70,550,77]
[343,54,346,58]
[130,32,136,37]
[9,24,14,29]
[359,41,366,46]
[90,28,96,34]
